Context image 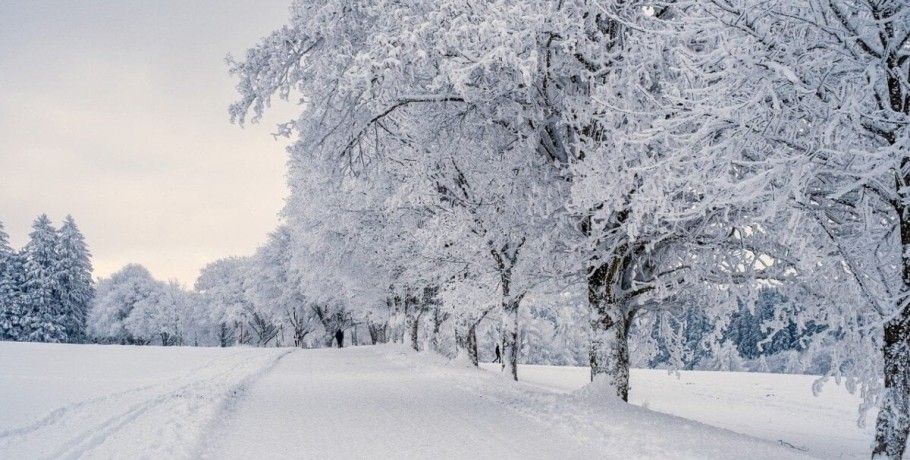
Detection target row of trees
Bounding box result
[223,0,910,457]
[89,256,816,374]
[0,216,94,343]
[86,248,379,349]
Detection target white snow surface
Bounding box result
[0,343,290,459]
[479,363,876,459]
[0,342,874,459]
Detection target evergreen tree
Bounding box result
[22,215,66,343]
[646,308,715,371]
[55,216,94,343]
[0,221,25,340]
[726,289,825,361]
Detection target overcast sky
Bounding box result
[0,1,298,285]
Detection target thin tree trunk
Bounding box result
[219,322,231,347]
[430,307,446,353]
[389,296,406,343]
[466,322,479,367]
[410,312,420,351]
[431,321,441,352]
[455,324,466,353]
[500,300,519,380]
[499,272,522,381]
[369,321,388,345]
[489,241,524,380]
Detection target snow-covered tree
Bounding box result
[195,256,256,346]
[125,280,192,346]
[280,152,426,349]
[0,221,25,341]
[55,215,94,343]
[228,0,699,384]
[0,216,95,343]
[685,1,910,456]
[21,215,66,343]
[228,0,577,379]
[247,226,314,347]
[88,264,160,344]
[519,290,590,367]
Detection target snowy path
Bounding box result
[0,344,290,459]
[202,347,596,459]
[203,346,810,460]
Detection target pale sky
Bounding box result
[0,1,298,285]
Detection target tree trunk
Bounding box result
[368,321,388,345]
[409,313,420,351]
[587,256,634,401]
[467,322,479,367]
[489,242,524,380]
[388,295,408,343]
[589,296,633,401]
[219,322,232,347]
[501,295,520,381]
[873,214,910,459]
[431,322,441,352]
[430,307,446,353]
[870,29,910,459]
[872,312,910,459]
[455,325,466,353]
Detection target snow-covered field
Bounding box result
[480,363,876,459]
[0,342,877,459]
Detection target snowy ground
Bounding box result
[479,363,877,459]
[0,343,290,459]
[0,342,878,459]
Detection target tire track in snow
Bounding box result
[49,351,288,460]
[0,350,252,440]
[0,348,293,460]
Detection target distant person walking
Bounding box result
[493,344,501,363]
[335,329,344,348]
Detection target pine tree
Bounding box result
[55,216,94,343]
[22,215,66,343]
[0,221,24,341]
